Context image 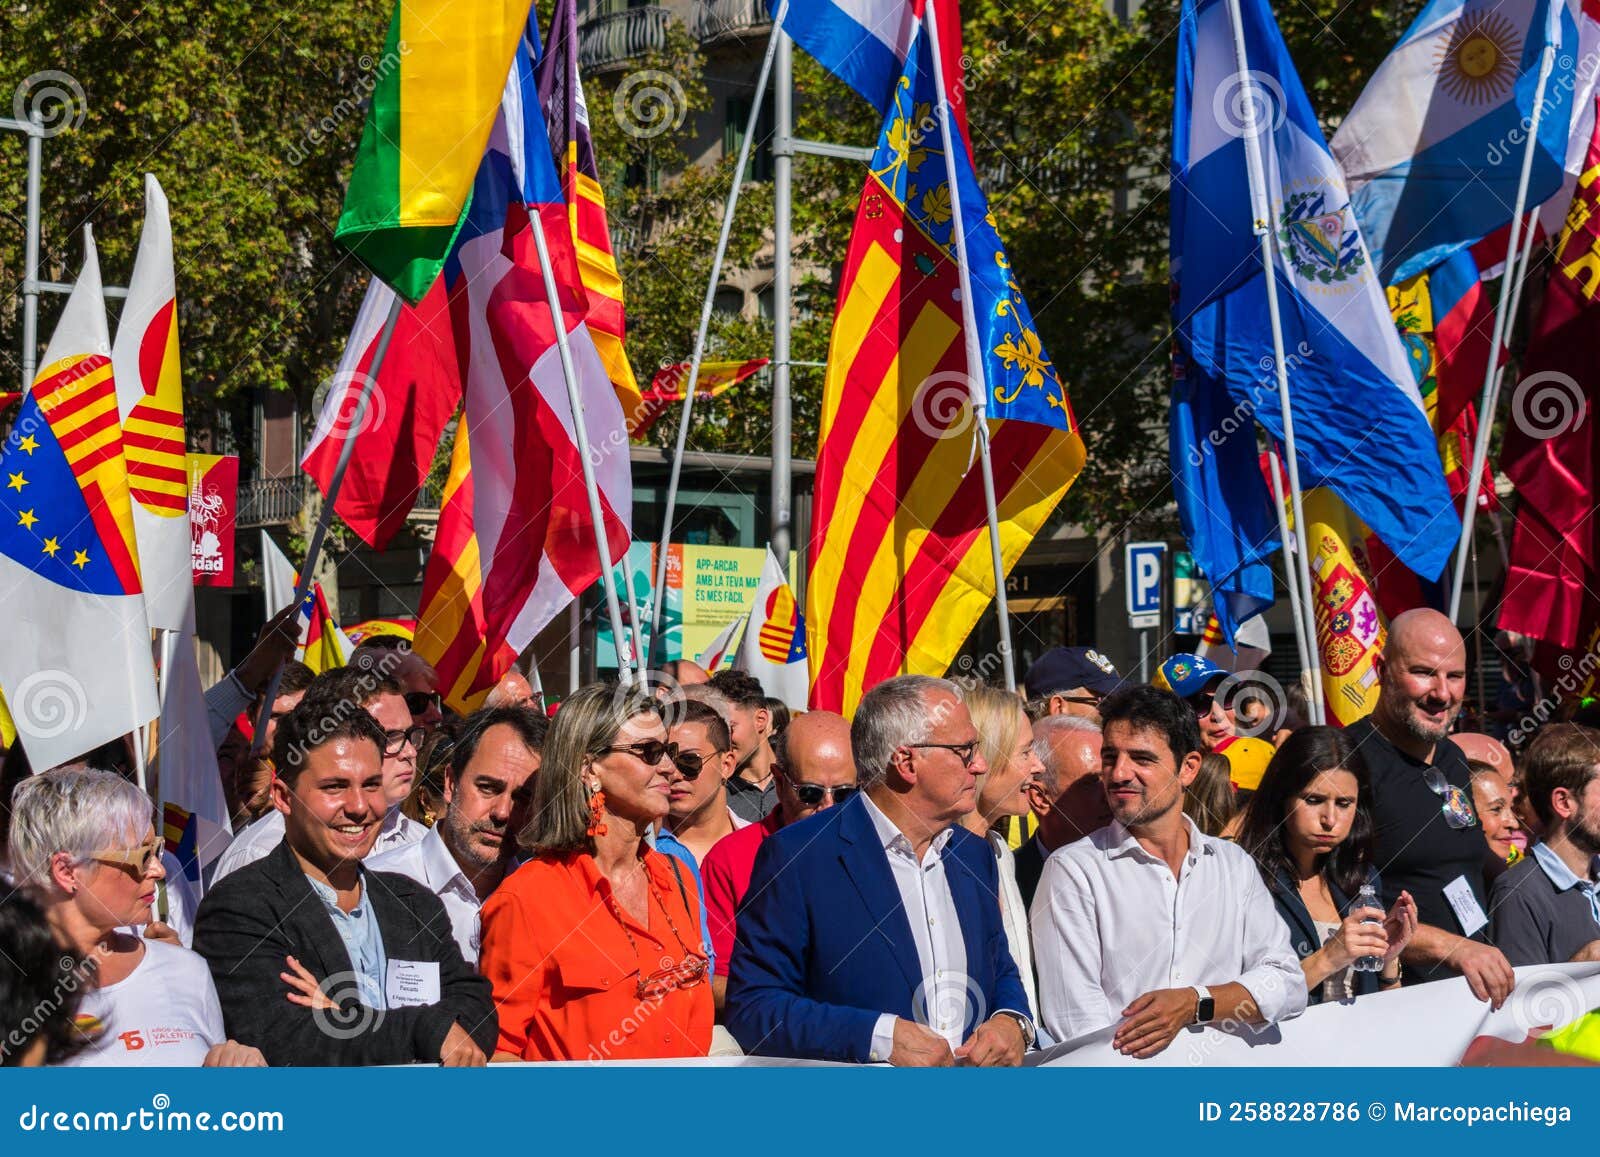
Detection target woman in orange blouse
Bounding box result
[479,684,713,1061]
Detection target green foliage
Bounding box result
[0,0,392,459]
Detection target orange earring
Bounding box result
[587,789,608,838]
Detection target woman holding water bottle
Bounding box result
[1236,728,1418,1004]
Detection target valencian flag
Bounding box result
[630,358,770,437]
[1331,0,1576,283]
[0,229,159,769]
[1499,99,1600,651]
[1172,0,1457,651]
[111,175,191,631]
[334,0,530,303]
[537,0,642,422]
[807,13,1085,714]
[415,18,631,712]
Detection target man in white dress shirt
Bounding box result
[211,667,425,883]
[1031,684,1305,1057]
[366,705,546,963]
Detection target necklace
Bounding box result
[599,863,708,1000]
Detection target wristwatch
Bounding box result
[1192,985,1215,1025]
[996,1009,1036,1049]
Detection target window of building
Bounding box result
[723,93,774,182]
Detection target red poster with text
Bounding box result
[186,453,238,586]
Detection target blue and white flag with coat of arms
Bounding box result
[1172,0,1457,596]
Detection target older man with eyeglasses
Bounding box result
[1348,608,1515,1004]
[211,667,427,884]
[725,676,1033,1065]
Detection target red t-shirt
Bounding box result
[700,809,784,976]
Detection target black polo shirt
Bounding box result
[1345,717,1489,984]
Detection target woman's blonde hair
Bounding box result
[521,683,662,856]
[966,684,1026,799]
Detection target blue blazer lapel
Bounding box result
[836,796,923,991]
[942,835,992,1029]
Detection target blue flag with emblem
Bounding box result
[1330,0,1575,285]
[1171,0,1457,642]
[0,228,159,769]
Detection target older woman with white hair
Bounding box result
[9,767,263,1067]
[961,684,1045,1025]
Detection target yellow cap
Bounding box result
[1222,736,1275,791]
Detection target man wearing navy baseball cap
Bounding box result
[1023,647,1127,721]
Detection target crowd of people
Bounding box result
[2,605,1598,1067]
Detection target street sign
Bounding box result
[1125,541,1166,630]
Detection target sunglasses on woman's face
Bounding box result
[791,782,858,807]
[89,838,163,876]
[603,739,679,767]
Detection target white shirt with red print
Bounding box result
[61,939,225,1066]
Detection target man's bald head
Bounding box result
[1375,607,1467,751]
[773,710,856,824]
[665,658,711,688]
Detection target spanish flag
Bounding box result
[334,0,529,302]
[630,358,770,437]
[538,0,641,420]
[807,15,1084,714]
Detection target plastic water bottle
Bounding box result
[1351,882,1384,973]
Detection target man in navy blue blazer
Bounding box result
[725,675,1034,1065]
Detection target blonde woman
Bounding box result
[478,684,712,1061]
[961,684,1045,1024]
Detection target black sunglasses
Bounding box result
[384,726,426,757]
[670,748,727,780]
[603,739,678,767]
[404,691,442,717]
[792,783,858,807]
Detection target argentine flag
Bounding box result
[1171,0,1458,614]
[1331,0,1576,285]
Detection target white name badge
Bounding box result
[385,959,441,1008]
[1443,874,1489,939]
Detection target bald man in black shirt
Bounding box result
[1346,609,1515,1005]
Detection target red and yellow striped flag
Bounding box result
[413,420,517,713]
[806,19,1084,714]
[538,0,640,421]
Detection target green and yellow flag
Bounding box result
[334,0,529,303]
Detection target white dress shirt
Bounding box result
[210,807,424,884]
[365,825,486,963]
[1030,815,1307,1045]
[989,832,1039,1027]
[862,794,967,1060]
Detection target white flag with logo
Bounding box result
[733,550,809,710]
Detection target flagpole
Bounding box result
[1447,23,1559,622]
[569,599,582,693]
[248,292,404,753]
[1266,448,1314,681]
[1224,0,1324,724]
[924,0,1017,693]
[525,207,635,683]
[646,0,789,671]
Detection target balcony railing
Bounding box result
[693,0,772,44]
[237,476,443,529]
[579,6,671,72]
[238,477,309,528]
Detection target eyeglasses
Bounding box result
[1422,766,1479,830]
[383,726,427,757]
[88,838,162,874]
[906,740,981,768]
[603,739,678,767]
[637,954,710,1000]
[791,782,858,807]
[669,748,725,780]
[404,691,441,717]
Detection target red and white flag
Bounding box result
[300,277,463,548]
